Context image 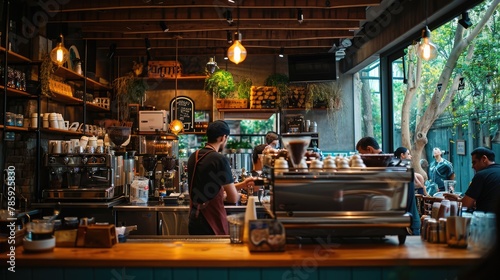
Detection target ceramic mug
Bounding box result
[49,140,62,154]
[80,136,89,148]
[69,122,80,131]
[62,141,74,154]
[70,139,80,150]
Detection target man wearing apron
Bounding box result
[187,120,255,235]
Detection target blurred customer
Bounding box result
[356,137,420,235]
[394,147,428,196]
[187,120,255,235]
[429,147,455,192]
[355,136,383,154]
[444,147,500,213]
[252,131,279,172]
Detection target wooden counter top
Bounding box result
[1,236,486,268]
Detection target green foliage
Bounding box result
[240,115,276,136]
[204,69,235,98]
[235,77,252,99]
[265,73,290,107]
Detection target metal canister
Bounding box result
[421,217,431,241]
[427,219,438,243]
[438,218,447,243]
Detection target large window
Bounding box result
[355,60,382,145]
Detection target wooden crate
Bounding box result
[216,98,248,109]
[250,86,278,109]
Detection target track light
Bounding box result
[279,47,284,58]
[225,10,233,25]
[224,48,228,60]
[458,12,472,29]
[227,30,233,44]
[417,26,438,61]
[145,38,151,51]
[297,8,303,24]
[159,21,169,32]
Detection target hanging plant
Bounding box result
[112,73,148,121]
[204,69,235,99]
[306,81,343,112]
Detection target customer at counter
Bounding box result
[252,131,279,172]
[355,136,383,154]
[394,147,428,196]
[187,120,255,235]
[444,147,500,213]
[356,137,420,235]
[429,147,455,192]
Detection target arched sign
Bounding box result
[170,96,194,132]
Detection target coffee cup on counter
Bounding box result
[24,219,56,253]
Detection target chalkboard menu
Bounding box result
[170,96,194,132]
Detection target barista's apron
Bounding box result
[189,149,229,235]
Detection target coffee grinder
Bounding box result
[141,154,158,197]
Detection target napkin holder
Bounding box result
[76,224,117,248]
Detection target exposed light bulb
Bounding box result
[417,26,438,61]
[50,35,69,66]
[169,119,184,135]
[227,40,247,64]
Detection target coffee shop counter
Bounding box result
[0,236,486,280]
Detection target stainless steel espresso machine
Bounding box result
[43,153,124,200]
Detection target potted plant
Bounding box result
[112,62,148,122]
[264,73,290,108]
[306,81,343,111]
[204,69,235,99]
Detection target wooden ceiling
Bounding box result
[45,0,384,58]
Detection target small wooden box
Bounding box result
[76,224,117,248]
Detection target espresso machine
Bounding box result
[43,152,123,200]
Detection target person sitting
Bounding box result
[355,136,383,154]
[356,137,420,235]
[394,147,428,196]
[252,131,279,172]
[444,147,500,213]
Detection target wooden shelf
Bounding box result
[0,125,29,132]
[0,47,31,63]
[0,85,35,98]
[40,127,83,136]
[48,92,109,112]
[52,66,111,90]
[217,108,277,120]
[143,75,207,81]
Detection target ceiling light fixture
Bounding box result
[169,37,184,135]
[297,8,304,24]
[226,30,233,44]
[458,11,472,29]
[50,34,69,66]
[417,26,438,61]
[159,21,169,32]
[145,38,151,50]
[227,2,246,64]
[417,0,437,61]
[279,47,284,58]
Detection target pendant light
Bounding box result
[227,2,246,64]
[50,35,69,66]
[417,26,438,61]
[169,37,184,135]
[417,0,437,61]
